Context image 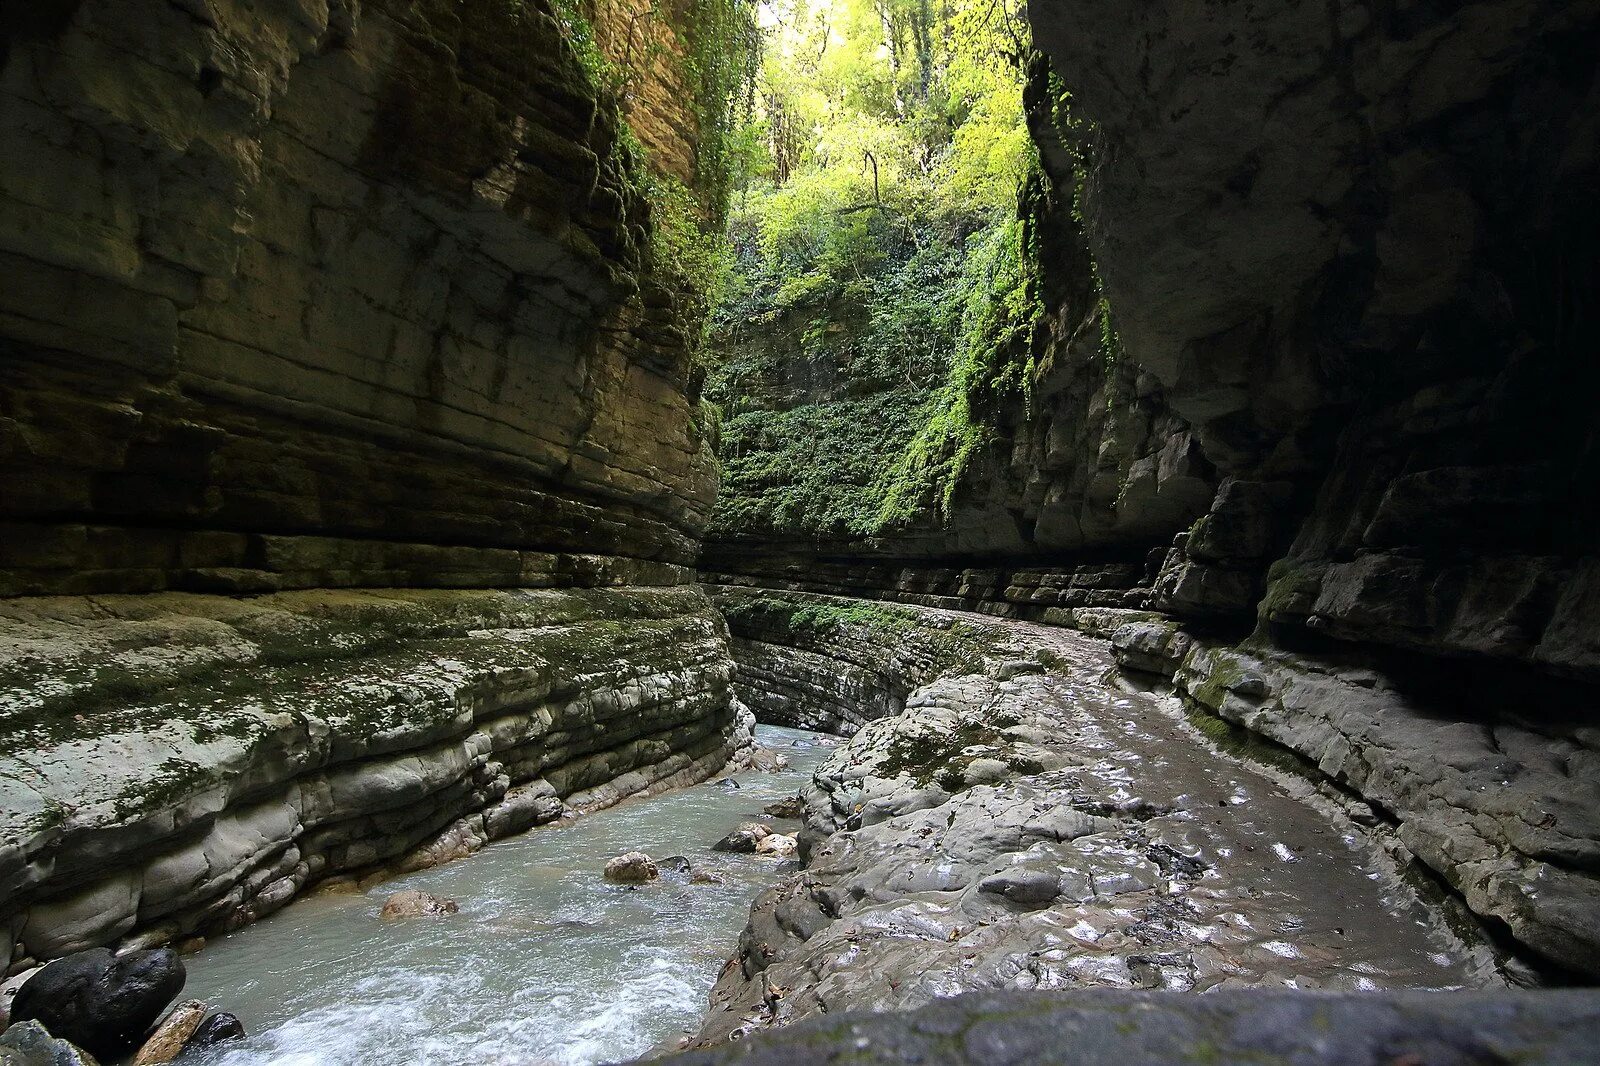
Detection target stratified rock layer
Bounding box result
[0,0,746,984]
[0,0,716,595]
[0,584,743,972]
[697,594,1522,1046]
[665,989,1600,1066]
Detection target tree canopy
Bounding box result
[705,0,1042,539]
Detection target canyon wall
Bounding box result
[0,0,715,595]
[705,0,1600,979]
[0,0,745,975]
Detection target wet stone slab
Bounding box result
[663,988,1600,1066]
[696,616,1503,1044]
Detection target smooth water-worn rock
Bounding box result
[377,893,459,922]
[604,853,661,884]
[699,599,1504,1045]
[665,989,1600,1066]
[0,585,744,971]
[181,1012,244,1053]
[9,948,184,1061]
[130,1000,207,1066]
[762,798,804,820]
[753,835,797,858]
[712,825,773,855]
[0,1021,99,1066]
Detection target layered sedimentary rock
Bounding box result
[0,0,743,976]
[1111,618,1600,978]
[696,594,1505,1045]
[0,0,715,594]
[703,0,1600,984]
[713,586,1015,735]
[670,989,1600,1066]
[1028,0,1600,669]
[0,583,740,972]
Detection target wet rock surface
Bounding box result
[181,1011,244,1053]
[713,824,774,854]
[131,999,206,1065]
[699,608,1502,1044]
[0,1021,98,1066]
[378,893,459,922]
[604,854,661,884]
[8,948,184,1061]
[0,585,745,970]
[665,989,1600,1065]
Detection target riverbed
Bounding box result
[181,725,831,1066]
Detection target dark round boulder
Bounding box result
[183,1011,246,1051]
[9,947,186,1060]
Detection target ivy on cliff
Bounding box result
[703,0,1044,539]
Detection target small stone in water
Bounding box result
[184,1011,246,1052]
[603,852,659,883]
[379,890,459,920]
[755,834,798,857]
[712,823,772,853]
[763,796,804,819]
[133,999,208,1065]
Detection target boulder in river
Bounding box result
[762,796,804,820]
[754,834,798,857]
[131,999,207,1065]
[0,1019,98,1065]
[747,747,789,773]
[712,823,772,853]
[603,852,659,883]
[378,891,459,920]
[182,1012,245,1053]
[8,947,185,1061]
[658,855,694,875]
[0,966,42,1031]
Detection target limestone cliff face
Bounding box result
[0,0,747,973]
[1030,0,1600,677]
[0,585,742,967]
[704,0,1600,978]
[0,0,716,595]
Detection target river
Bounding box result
[181,725,832,1066]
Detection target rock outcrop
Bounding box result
[7,948,183,1061]
[696,597,1509,1046]
[1024,0,1600,669]
[668,989,1600,1066]
[0,0,746,980]
[0,0,718,596]
[701,0,1600,988]
[0,585,740,971]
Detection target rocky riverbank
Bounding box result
[0,581,746,975]
[670,988,1600,1065]
[694,592,1524,1046]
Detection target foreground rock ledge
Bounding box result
[0,583,744,970]
[659,989,1600,1066]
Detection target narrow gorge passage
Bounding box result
[176,725,832,1066]
[694,598,1501,1044]
[1,0,1596,1061]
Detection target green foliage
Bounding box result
[705,0,1043,539]
[874,209,1043,526]
[685,0,763,219]
[720,594,922,636]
